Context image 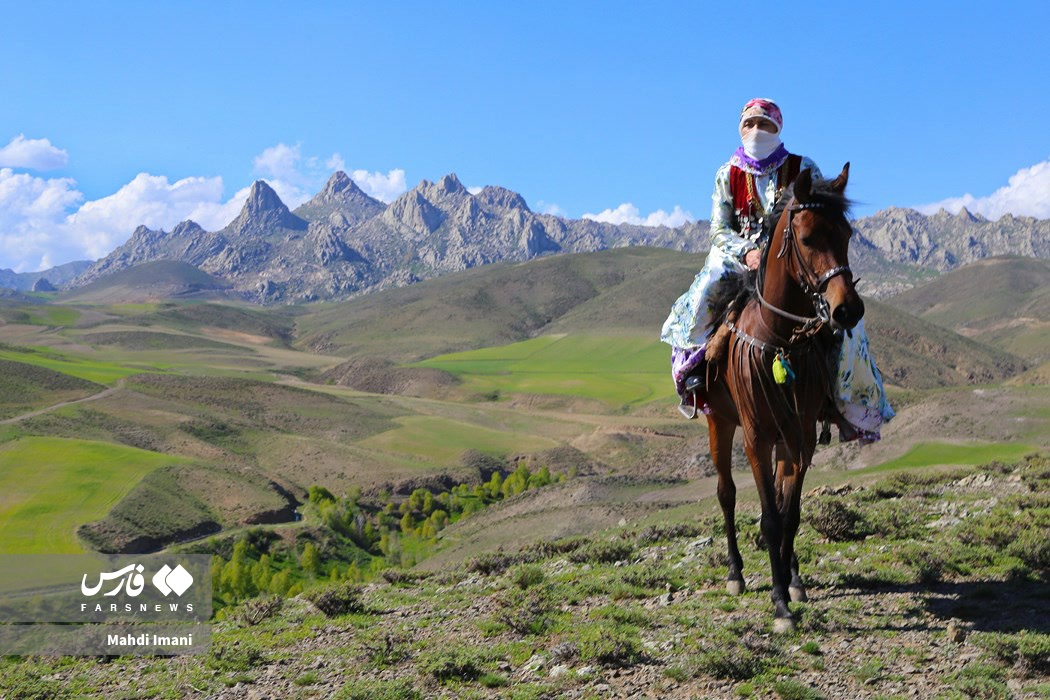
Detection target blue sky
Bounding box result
[2,1,1048,272]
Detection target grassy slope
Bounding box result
[0,436,190,553]
[0,248,1043,561]
[0,357,105,419]
[2,456,1046,699]
[886,256,1050,361]
[301,247,1026,410]
[293,247,704,361]
[59,260,230,304]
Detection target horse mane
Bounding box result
[706,172,853,333]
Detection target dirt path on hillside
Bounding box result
[0,379,125,425]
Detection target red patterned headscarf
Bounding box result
[739,98,783,135]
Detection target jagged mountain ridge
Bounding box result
[856,206,1050,268]
[72,172,710,303]
[66,171,1050,304]
[0,260,93,293]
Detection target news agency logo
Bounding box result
[80,563,194,598]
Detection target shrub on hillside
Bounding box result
[418,645,491,682]
[808,496,868,541]
[466,551,523,576]
[520,536,589,560]
[568,540,635,565]
[235,595,283,627]
[304,582,366,617]
[636,522,703,545]
[496,586,557,636]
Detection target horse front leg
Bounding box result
[745,437,794,631]
[776,439,814,606]
[708,414,744,594]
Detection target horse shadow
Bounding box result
[816,578,1048,635]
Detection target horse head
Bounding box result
[780,163,864,332]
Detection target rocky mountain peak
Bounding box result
[476,185,531,213]
[293,171,384,228]
[244,180,287,215]
[228,180,307,235]
[172,220,205,236]
[437,173,467,195]
[319,171,363,199]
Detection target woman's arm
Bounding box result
[709,163,757,261]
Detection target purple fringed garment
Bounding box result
[728,144,789,176]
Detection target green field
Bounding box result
[357,415,561,464]
[0,437,189,553]
[0,346,150,385]
[865,441,1036,473]
[414,334,670,406]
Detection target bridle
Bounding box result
[755,201,854,334]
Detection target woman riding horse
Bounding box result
[661,98,893,441]
[707,164,861,631]
[659,99,894,629]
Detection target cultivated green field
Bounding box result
[869,441,1036,472]
[0,345,147,385]
[357,414,563,465]
[0,437,190,553]
[415,334,670,407]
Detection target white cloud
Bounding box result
[66,173,242,259]
[582,202,694,228]
[0,140,413,272]
[467,185,484,195]
[536,200,567,217]
[249,144,409,206]
[0,134,69,171]
[326,154,347,173]
[916,159,1050,219]
[0,168,83,271]
[349,168,407,203]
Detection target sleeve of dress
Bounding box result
[801,156,823,181]
[709,163,756,260]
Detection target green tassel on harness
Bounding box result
[772,352,795,385]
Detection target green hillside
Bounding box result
[59,260,230,304]
[0,246,1042,565]
[887,256,1050,361]
[415,334,670,408]
[0,357,105,419]
[863,298,1026,389]
[294,247,704,360]
[0,436,191,553]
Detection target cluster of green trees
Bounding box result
[209,462,569,608]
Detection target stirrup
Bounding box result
[677,389,701,419]
[684,375,704,393]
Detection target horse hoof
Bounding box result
[773,617,797,634]
[789,586,808,603]
[726,580,746,596]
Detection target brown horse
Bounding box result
[703,163,863,633]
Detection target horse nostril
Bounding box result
[831,303,858,329]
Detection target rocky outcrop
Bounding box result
[856,206,1050,270]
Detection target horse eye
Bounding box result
[800,236,814,246]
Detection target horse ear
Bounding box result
[829,162,850,193]
[794,168,813,202]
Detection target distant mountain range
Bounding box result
[3,171,1048,303]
